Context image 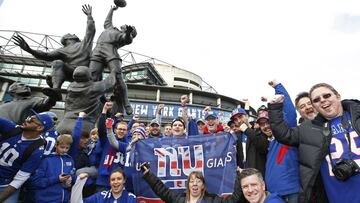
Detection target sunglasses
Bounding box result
[312,93,333,103]
[26,116,42,126]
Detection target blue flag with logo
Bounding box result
[130,133,237,202]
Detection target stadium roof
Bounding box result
[0,30,217,93]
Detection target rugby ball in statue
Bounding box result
[114,0,127,7]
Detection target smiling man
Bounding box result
[203,111,224,134]
[240,168,285,203]
[0,111,52,202]
[269,83,360,203]
[294,92,318,123]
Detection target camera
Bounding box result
[332,159,360,181]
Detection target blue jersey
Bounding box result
[42,129,58,155]
[0,119,44,186]
[320,112,360,203]
[84,190,137,203]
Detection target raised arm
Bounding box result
[12,34,62,61]
[69,112,85,158]
[106,118,128,153]
[268,96,300,147]
[270,80,297,127]
[155,104,164,125]
[180,95,189,130]
[141,163,182,202]
[81,4,96,47]
[104,6,117,29]
[98,102,113,147]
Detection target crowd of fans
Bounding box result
[0,79,358,203]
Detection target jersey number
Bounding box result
[326,131,360,176]
[0,143,19,167]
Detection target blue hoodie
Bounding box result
[265,83,300,196]
[32,153,76,203]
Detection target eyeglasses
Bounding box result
[312,93,332,103]
[26,116,42,126]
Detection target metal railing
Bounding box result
[0,30,217,93]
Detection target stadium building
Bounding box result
[0,30,256,125]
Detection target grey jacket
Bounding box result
[268,100,360,203]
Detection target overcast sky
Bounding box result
[1,0,360,109]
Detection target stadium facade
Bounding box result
[0,30,256,125]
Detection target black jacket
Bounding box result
[235,130,268,177]
[268,100,360,203]
[142,171,246,203]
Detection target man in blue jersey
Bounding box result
[269,83,360,203]
[0,111,53,202]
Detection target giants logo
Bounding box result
[153,145,204,189]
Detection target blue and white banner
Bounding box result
[131,133,237,203]
[130,101,232,122]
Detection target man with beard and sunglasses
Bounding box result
[268,83,360,203]
[0,111,53,202]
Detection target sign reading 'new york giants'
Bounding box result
[131,133,237,203]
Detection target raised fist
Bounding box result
[79,112,86,118]
[106,118,114,129]
[180,95,189,104]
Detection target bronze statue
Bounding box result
[12,4,95,101]
[0,82,57,124]
[56,65,117,134]
[89,5,137,115]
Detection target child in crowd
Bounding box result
[32,134,76,203]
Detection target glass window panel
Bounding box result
[40,79,48,87]
[0,63,23,71]
[23,65,44,74]
[44,68,52,74]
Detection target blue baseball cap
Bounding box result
[205,111,218,120]
[43,111,58,122]
[31,110,54,132]
[230,108,247,121]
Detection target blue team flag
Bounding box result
[130,133,237,202]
